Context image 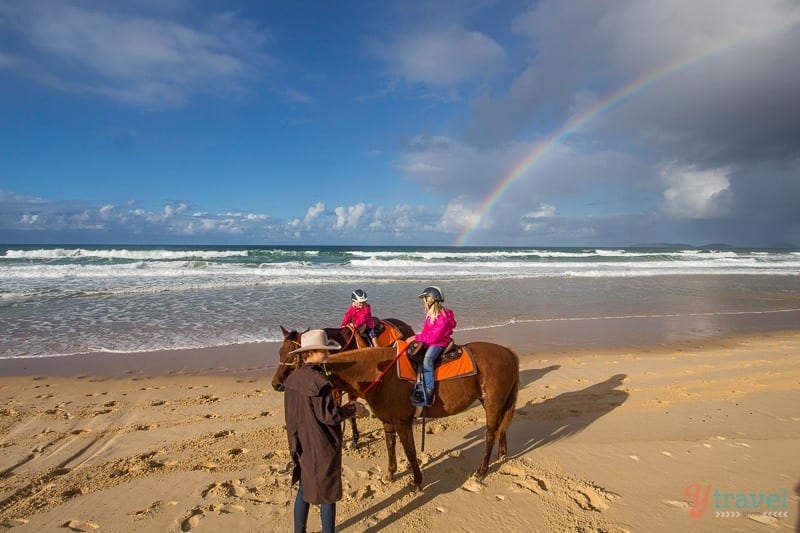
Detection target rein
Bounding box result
[342,324,359,350]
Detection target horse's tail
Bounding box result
[497,350,520,438]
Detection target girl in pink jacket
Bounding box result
[409,285,456,405]
[340,289,376,344]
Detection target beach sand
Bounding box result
[1,329,799,532]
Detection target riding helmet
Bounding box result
[418,286,444,303]
[351,289,368,303]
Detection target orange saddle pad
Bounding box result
[396,340,477,382]
[374,319,404,347]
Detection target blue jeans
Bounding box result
[422,345,444,392]
[294,478,335,533]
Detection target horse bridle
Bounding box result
[278,334,410,401]
[279,338,303,368]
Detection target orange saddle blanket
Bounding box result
[395,340,478,382]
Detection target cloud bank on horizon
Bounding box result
[1,0,799,247]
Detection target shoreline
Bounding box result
[2,319,800,379]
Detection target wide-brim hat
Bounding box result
[289,329,341,355]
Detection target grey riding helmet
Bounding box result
[418,286,444,302]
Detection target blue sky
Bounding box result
[1,0,799,247]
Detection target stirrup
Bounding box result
[410,381,428,406]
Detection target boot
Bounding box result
[424,388,435,406]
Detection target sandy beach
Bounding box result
[1,328,798,532]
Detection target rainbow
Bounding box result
[455,17,800,246]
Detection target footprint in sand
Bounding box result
[181,507,206,531]
[218,504,246,514]
[131,500,178,520]
[747,513,781,526]
[662,499,691,510]
[63,519,100,531]
[1,518,29,526]
[461,478,483,493]
[571,487,611,511]
[202,480,248,499]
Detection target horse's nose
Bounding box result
[272,383,284,392]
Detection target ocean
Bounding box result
[1,245,799,359]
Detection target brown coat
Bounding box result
[283,364,356,505]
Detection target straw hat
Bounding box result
[289,329,341,355]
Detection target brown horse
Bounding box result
[276,318,415,447]
[272,341,519,489]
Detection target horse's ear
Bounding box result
[280,325,290,337]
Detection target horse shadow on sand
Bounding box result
[338,364,566,531]
[510,373,629,456]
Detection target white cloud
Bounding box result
[523,203,557,219]
[0,2,269,108]
[333,203,368,230]
[302,202,326,226]
[661,165,732,219]
[438,197,480,233]
[520,204,557,232]
[372,25,505,92]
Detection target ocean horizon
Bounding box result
[2,244,799,360]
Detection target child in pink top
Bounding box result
[408,286,456,405]
[340,289,376,345]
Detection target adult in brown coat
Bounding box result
[284,329,369,533]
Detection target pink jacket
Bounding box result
[415,308,456,347]
[341,303,375,329]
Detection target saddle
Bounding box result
[345,319,401,349]
[396,340,477,382]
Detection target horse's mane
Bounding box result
[326,346,397,368]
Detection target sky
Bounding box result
[1,0,799,247]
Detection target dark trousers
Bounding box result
[294,478,336,533]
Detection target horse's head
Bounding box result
[271,326,306,392]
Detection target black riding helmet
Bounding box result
[418,286,444,303]
[351,289,368,303]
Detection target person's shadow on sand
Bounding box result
[520,365,561,388]
[511,373,629,456]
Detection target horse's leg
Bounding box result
[349,417,360,449]
[396,422,422,489]
[347,392,360,448]
[476,400,501,479]
[476,376,519,477]
[382,422,398,482]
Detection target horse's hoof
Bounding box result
[382,473,394,483]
